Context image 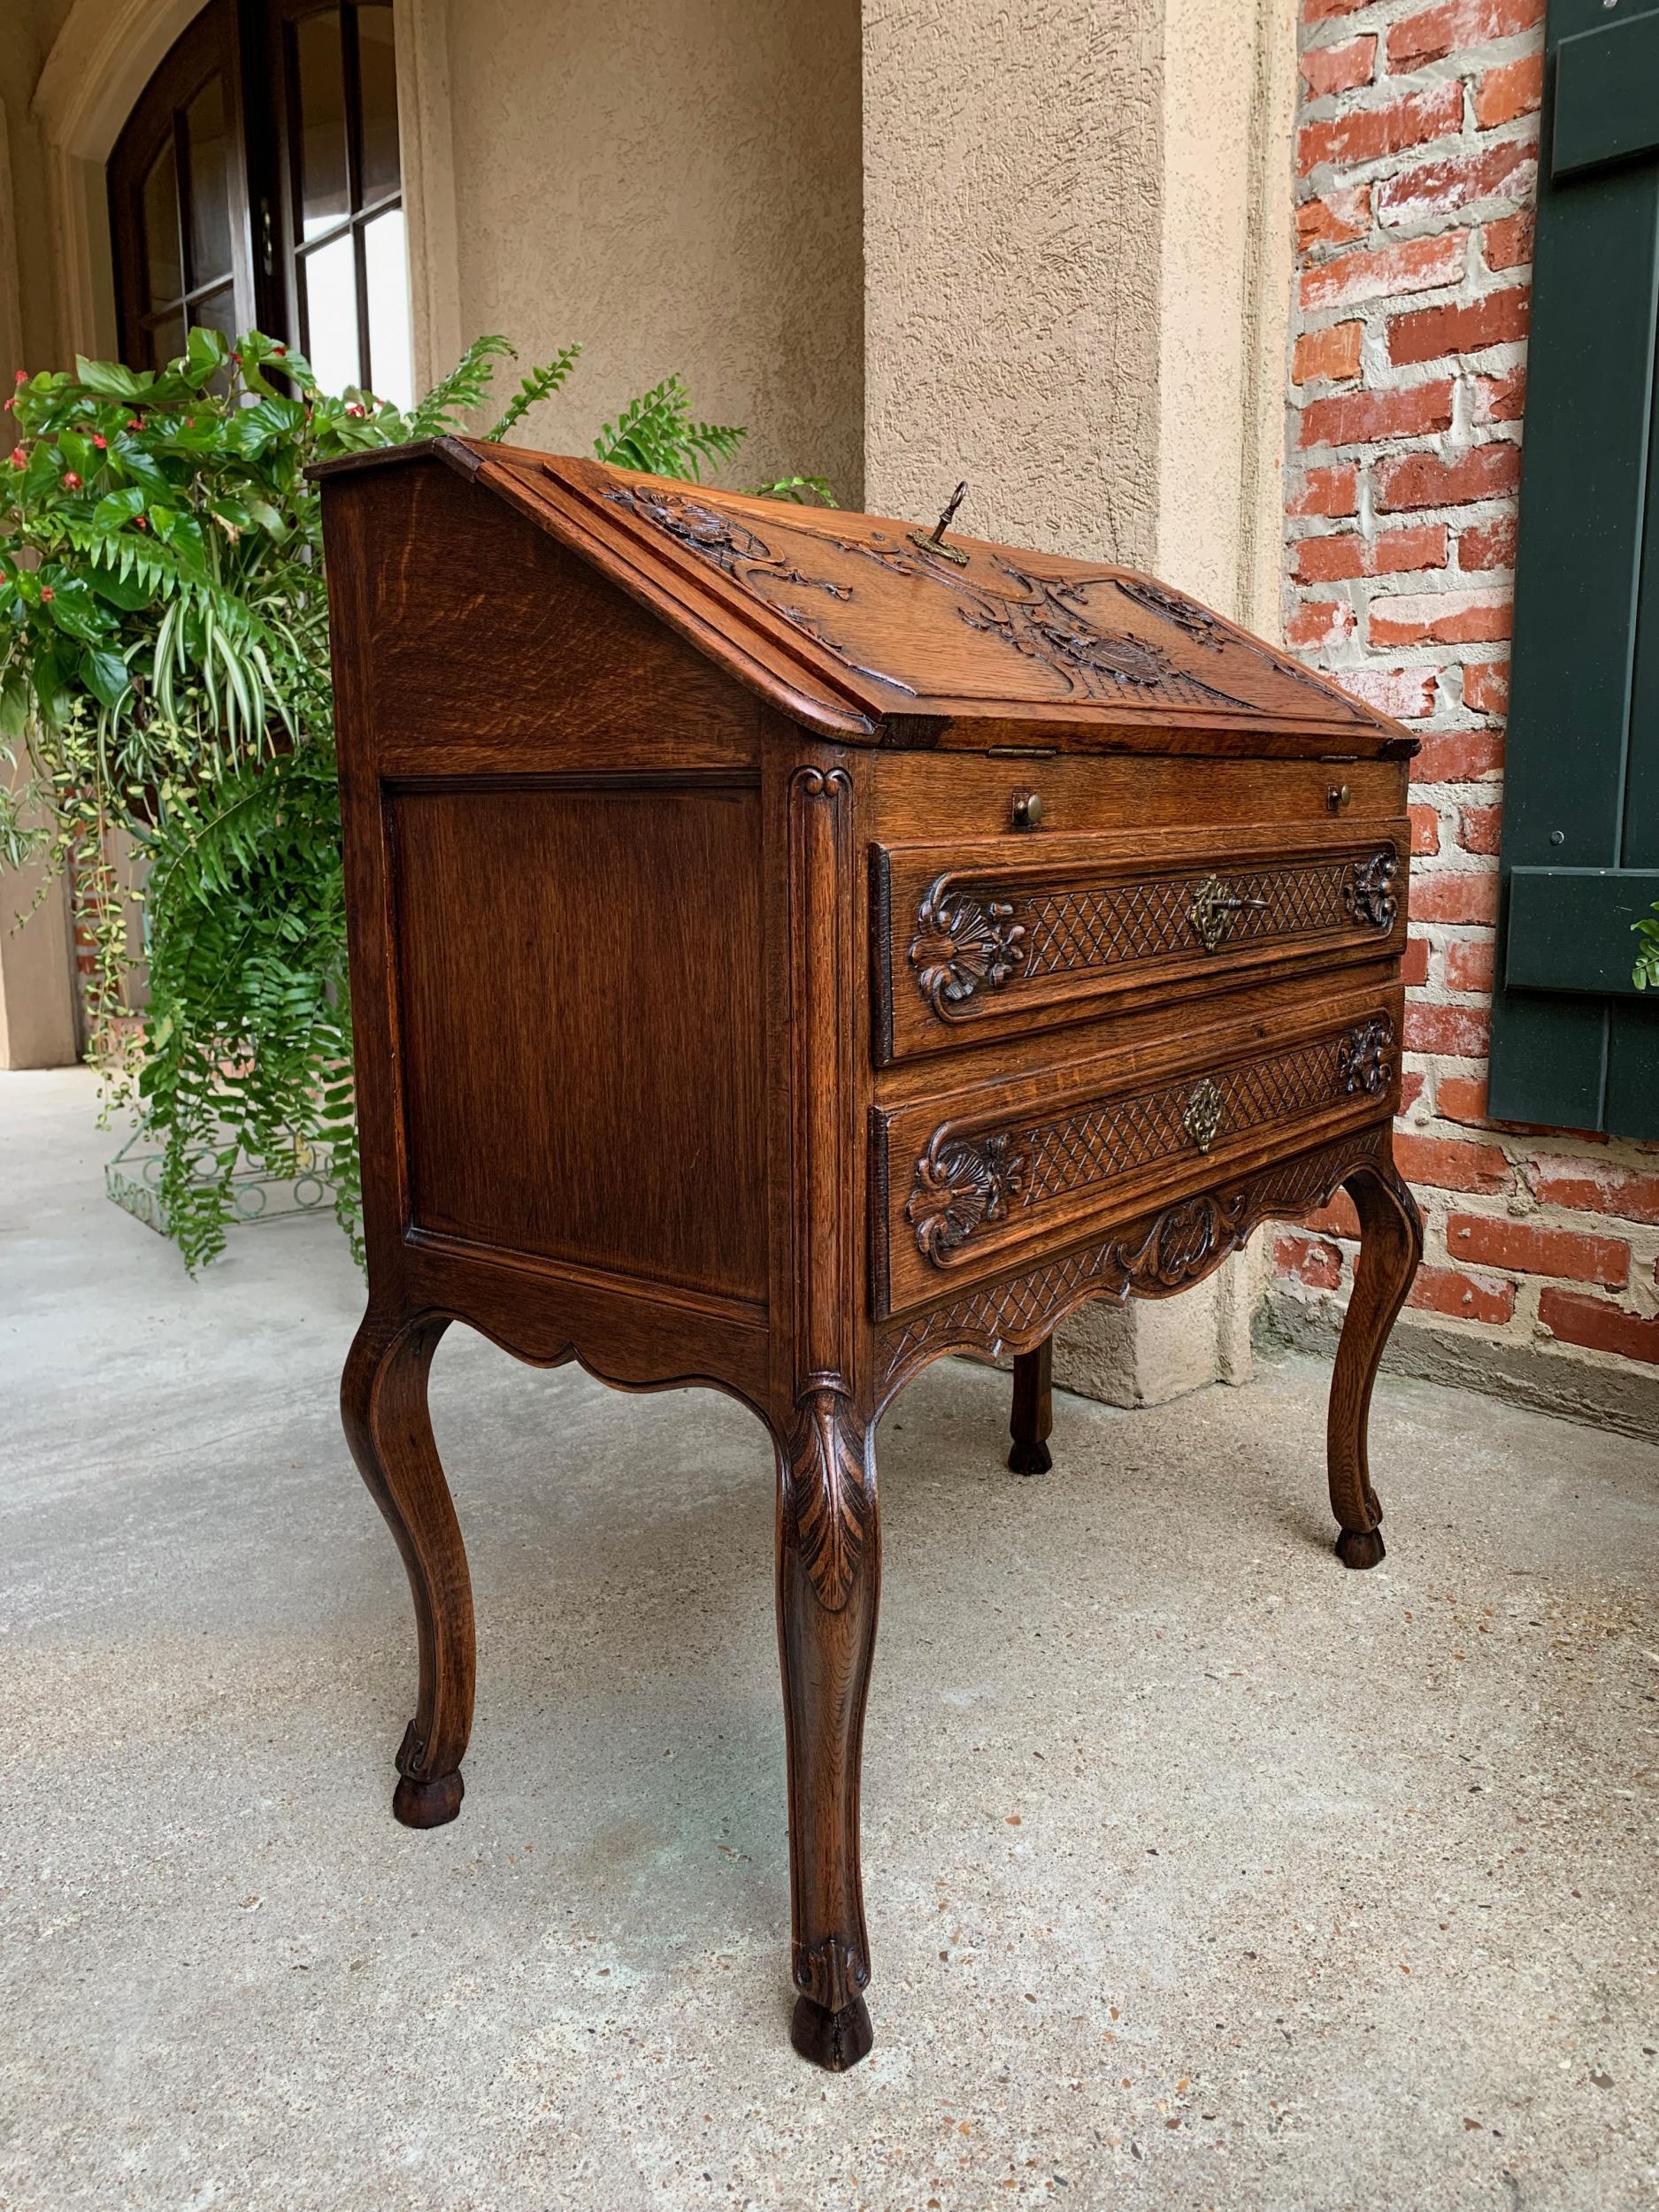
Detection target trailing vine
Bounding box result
[0,326,829,1267]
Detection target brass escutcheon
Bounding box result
[1189,876,1269,952]
[907,528,970,566]
[1183,1079,1225,1154]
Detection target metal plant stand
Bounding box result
[104,1125,341,1237]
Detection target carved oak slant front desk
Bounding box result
[318,440,1423,2071]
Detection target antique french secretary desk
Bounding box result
[318,438,1423,2070]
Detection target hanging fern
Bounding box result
[594,375,748,481]
[486,346,583,444]
[140,745,359,1264]
[0,324,828,1268]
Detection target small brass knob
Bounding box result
[1010,787,1044,832]
[1327,782,1352,813]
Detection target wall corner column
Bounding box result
[859,0,1299,1407]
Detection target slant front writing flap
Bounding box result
[312,436,1410,749]
[503,449,1402,744]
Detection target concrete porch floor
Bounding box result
[3,1068,1657,2212]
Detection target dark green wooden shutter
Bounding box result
[1489,0,1659,1135]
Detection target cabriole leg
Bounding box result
[776,1386,880,2070]
[1008,1338,1054,1475]
[1327,1161,1423,1571]
[341,1312,474,1826]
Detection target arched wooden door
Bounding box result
[107,0,410,406]
[108,0,261,369]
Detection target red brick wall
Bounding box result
[1279,0,1659,1378]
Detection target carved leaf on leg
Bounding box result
[785,1386,874,1613]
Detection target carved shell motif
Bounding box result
[906,1130,1027,1261]
[910,879,1028,1015]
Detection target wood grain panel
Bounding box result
[392,779,767,1302]
[349,459,766,771]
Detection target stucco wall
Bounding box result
[862,0,1163,565]
[1,0,65,381]
[441,0,864,505]
[1158,0,1299,631]
[862,0,1296,609]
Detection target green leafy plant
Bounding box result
[1635,904,1659,991]
[1,326,830,1267]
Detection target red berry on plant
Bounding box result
[345,401,366,418]
[92,433,106,449]
[62,470,81,489]
[9,445,25,468]
[14,369,27,385]
[127,417,144,431]
[40,586,53,601]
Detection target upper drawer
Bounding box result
[871,818,1408,1064]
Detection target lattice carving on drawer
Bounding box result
[909,848,1398,1014]
[879,1125,1387,1400]
[902,1016,1395,1263]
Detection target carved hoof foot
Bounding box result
[1007,1439,1053,1477]
[790,1993,874,2071]
[392,1768,465,1828]
[1334,1525,1386,1571]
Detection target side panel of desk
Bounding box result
[322,457,775,1409]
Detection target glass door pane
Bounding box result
[363,204,411,408]
[357,5,400,206]
[142,138,183,304]
[280,0,410,401]
[109,0,259,369]
[294,9,349,240]
[183,77,234,288]
[301,231,361,392]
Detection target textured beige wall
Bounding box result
[863,0,1163,565]
[863,0,1296,627]
[1,0,63,379]
[442,0,864,505]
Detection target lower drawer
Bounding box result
[870,992,1400,1316]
